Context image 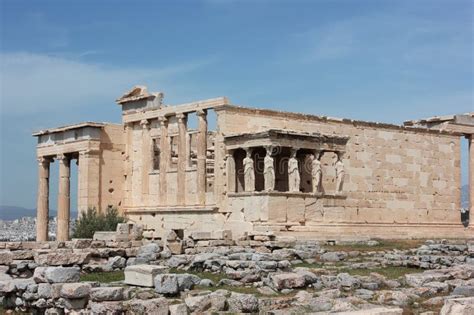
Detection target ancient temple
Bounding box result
[33,86,473,241]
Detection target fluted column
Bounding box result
[196,109,208,205]
[57,154,71,241]
[140,119,151,205]
[159,116,169,205]
[177,113,188,205]
[469,135,473,214]
[36,157,51,241]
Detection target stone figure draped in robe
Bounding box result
[288,150,300,192]
[243,150,255,192]
[264,148,275,191]
[311,154,322,193]
[335,155,345,193]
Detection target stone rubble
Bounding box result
[0,235,473,314]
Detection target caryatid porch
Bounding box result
[224,129,349,195]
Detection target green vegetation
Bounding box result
[323,239,426,252]
[340,266,422,279]
[80,271,125,283]
[72,206,126,239]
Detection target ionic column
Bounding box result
[36,157,51,242]
[177,113,188,205]
[469,135,473,214]
[158,116,169,205]
[226,151,236,193]
[196,109,208,205]
[140,119,151,205]
[57,154,71,241]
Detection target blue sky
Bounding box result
[0,0,473,209]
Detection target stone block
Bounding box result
[90,301,124,314]
[90,287,124,301]
[270,272,306,290]
[44,267,80,283]
[93,231,117,241]
[169,303,188,315]
[440,297,474,315]
[125,264,169,287]
[190,231,212,240]
[60,283,91,299]
[72,239,92,249]
[125,298,169,314]
[154,274,179,295]
[0,250,13,265]
[167,241,183,255]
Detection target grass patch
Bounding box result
[323,239,426,252]
[80,271,125,283]
[339,266,422,279]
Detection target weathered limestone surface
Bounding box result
[124,264,168,287]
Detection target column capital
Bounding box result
[140,119,150,129]
[37,156,51,165]
[56,153,68,161]
[196,109,207,117]
[158,116,168,125]
[176,113,187,122]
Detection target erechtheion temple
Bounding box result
[33,86,473,241]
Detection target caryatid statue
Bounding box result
[335,152,345,193]
[288,149,300,192]
[264,147,275,191]
[311,152,322,193]
[243,149,255,192]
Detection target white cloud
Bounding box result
[294,13,472,67]
[0,52,214,115]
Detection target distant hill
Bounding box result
[0,205,77,221]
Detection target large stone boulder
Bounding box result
[137,243,161,263]
[452,285,474,297]
[125,264,168,287]
[59,283,91,299]
[44,267,80,283]
[405,271,451,287]
[227,292,259,313]
[154,273,201,295]
[90,301,124,314]
[90,287,124,301]
[270,272,306,290]
[440,297,474,315]
[320,251,347,262]
[0,251,13,265]
[125,297,169,314]
[184,292,226,313]
[154,274,179,295]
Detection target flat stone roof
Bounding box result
[404,112,474,126]
[32,122,106,136]
[216,105,465,136]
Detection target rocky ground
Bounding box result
[0,217,75,242]
[0,235,473,314]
